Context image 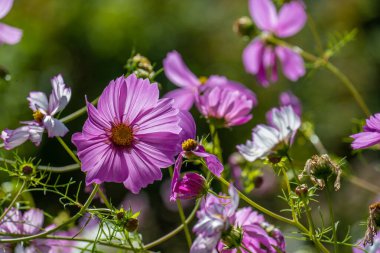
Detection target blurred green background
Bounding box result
[1,0,380,252]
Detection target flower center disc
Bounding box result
[182,139,197,151]
[111,124,134,147]
[33,110,44,123]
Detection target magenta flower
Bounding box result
[171,111,223,201]
[0,0,22,45]
[0,208,54,252]
[196,86,255,127]
[72,74,182,194]
[171,172,208,201]
[243,0,307,86]
[1,74,71,150]
[351,114,380,150]
[237,106,301,162]
[279,91,302,117]
[164,51,257,110]
[353,233,380,253]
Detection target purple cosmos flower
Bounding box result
[351,114,380,150]
[172,172,208,201]
[72,74,182,194]
[243,0,307,86]
[0,0,22,45]
[191,186,285,253]
[237,105,301,162]
[164,51,257,110]
[0,208,54,252]
[195,85,255,128]
[1,74,71,150]
[353,233,380,253]
[279,91,302,117]
[171,110,223,201]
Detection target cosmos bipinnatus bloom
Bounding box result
[364,202,380,246]
[299,154,342,191]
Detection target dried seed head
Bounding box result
[364,202,380,246]
[299,154,342,191]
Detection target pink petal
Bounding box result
[249,0,278,32]
[171,154,184,201]
[164,88,195,110]
[242,39,265,75]
[0,23,22,45]
[178,110,196,143]
[275,46,305,81]
[23,209,44,235]
[163,51,200,88]
[27,91,49,113]
[0,0,13,19]
[275,1,307,38]
[48,74,71,115]
[351,132,380,150]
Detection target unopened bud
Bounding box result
[233,16,255,37]
[221,226,243,249]
[125,218,139,232]
[254,176,264,189]
[295,184,308,196]
[20,163,35,177]
[125,54,155,80]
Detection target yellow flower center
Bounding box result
[33,110,44,123]
[181,138,198,151]
[198,76,208,85]
[111,124,134,147]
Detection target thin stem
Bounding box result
[144,199,200,250]
[209,124,223,163]
[56,136,81,164]
[97,186,112,210]
[307,15,324,54]
[0,184,99,243]
[0,180,27,221]
[326,186,338,253]
[168,167,192,249]
[266,36,371,117]
[60,97,99,123]
[0,157,80,172]
[280,167,298,222]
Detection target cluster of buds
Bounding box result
[221,226,243,249]
[114,207,139,232]
[299,154,342,191]
[124,53,155,80]
[364,202,380,246]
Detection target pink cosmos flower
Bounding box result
[164,51,257,110]
[279,91,302,117]
[0,0,22,45]
[72,74,182,194]
[171,172,207,201]
[196,85,255,127]
[351,114,380,150]
[1,74,71,150]
[0,208,54,252]
[237,106,301,162]
[243,0,307,86]
[191,186,285,253]
[171,110,223,201]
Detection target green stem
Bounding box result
[266,36,371,117]
[0,158,80,173]
[0,180,27,222]
[209,124,223,163]
[326,186,338,253]
[168,167,192,249]
[60,97,99,123]
[144,199,200,250]
[0,184,99,243]
[97,185,112,210]
[56,136,81,164]
[280,167,298,222]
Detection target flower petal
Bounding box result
[27,91,49,113]
[1,125,43,150]
[190,234,220,253]
[48,74,71,115]
[163,50,200,88]
[164,88,195,110]
[249,0,278,32]
[23,209,44,235]
[170,154,184,201]
[0,0,13,19]
[0,23,22,45]
[43,116,69,137]
[275,46,305,81]
[275,1,307,37]
[193,146,223,177]
[243,39,265,75]
[178,110,196,143]
[351,132,380,150]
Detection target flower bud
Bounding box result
[125,218,139,232]
[125,54,155,80]
[19,163,35,177]
[253,175,264,189]
[295,184,308,196]
[221,226,243,249]
[173,172,208,200]
[233,16,255,37]
[299,154,342,191]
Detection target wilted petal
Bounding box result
[275,46,305,81]
[163,50,200,88]
[0,23,22,45]
[1,125,43,150]
[164,88,195,110]
[249,0,278,32]
[0,0,13,19]
[275,1,307,37]
[43,116,68,137]
[27,91,49,113]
